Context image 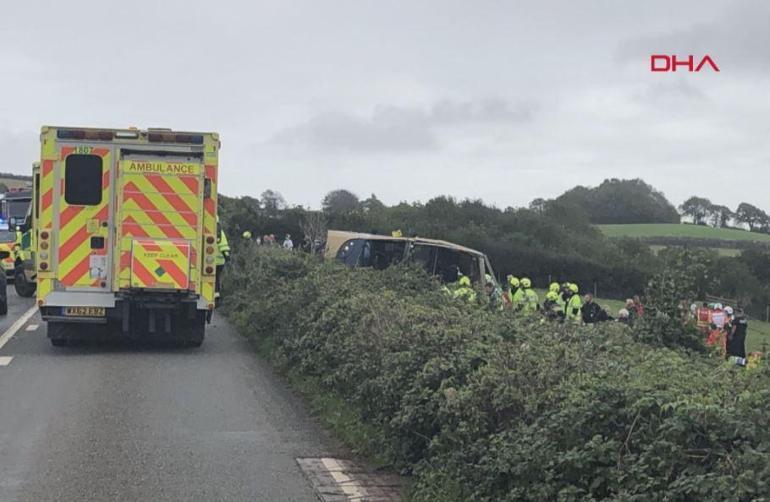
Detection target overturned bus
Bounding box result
[325,230,497,286]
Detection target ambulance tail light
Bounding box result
[38,231,52,272]
[203,237,216,275]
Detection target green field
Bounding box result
[598,223,770,243]
[648,245,741,257]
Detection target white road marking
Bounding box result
[25,324,39,331]
[0,305,39,352]
[0,356,13,366]
[321,458,368,500]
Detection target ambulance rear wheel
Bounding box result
[183,311,206,348]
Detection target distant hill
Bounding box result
[545,179,680,224]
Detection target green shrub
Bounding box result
[222,247,770,501]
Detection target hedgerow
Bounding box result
[222,245,770,501]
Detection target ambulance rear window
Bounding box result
[65,154,103,205]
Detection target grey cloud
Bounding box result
[429,98,534,124]
[271,109,438,153]
[271,98,534,153]
[631,80,709,108]
[617,1,770,73]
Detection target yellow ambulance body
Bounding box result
[36,126,219,346]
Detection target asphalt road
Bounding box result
[0,286,344,502]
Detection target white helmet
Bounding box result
[725,306,734,315]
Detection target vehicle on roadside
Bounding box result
[0,188,33,229]
[325,229,498,285]
[0,228,16,279]
[35,126,220,346]
[0,188,32,281]
[11,163,38,297]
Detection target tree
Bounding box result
[260,189,287,212]
[735,202,768,232]
[529,198,547,214]
[708,204,733,228]
[556,179,680,224]
[0,183,8,194]
[322,189,360,214]
[678,196,712,225]
[361,193,385,213]
[299,211,327,254]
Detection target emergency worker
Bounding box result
[215,218,231,300]
[453,275,477,302]
[543,290,564,320]
[505,276,522,311]
[520,277,539,314]
[549,282,565,311]
[564,283,582,323]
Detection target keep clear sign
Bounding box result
[121,160,200,176]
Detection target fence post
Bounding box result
[594,282,597,298]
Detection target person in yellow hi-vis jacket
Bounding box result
[520,278,539,314]
[453,275,477,302]
[564,283,583,323]
[215,218,231,301]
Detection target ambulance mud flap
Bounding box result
[122,300,130,334]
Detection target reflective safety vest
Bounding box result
[216,227,231,266]
[511,288,525,310]
[521,288,539,314]
[565,294,582,322]
[453,286,477,302]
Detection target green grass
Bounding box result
[598,224,770,243]
[246,331,391,469]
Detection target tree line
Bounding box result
[679,196,770,232]
[218,182,770,318]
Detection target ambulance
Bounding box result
[0,187,33,279]
[36,126,220,346]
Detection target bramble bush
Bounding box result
[222,246,770,501]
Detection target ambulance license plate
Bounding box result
[63,307,106,317]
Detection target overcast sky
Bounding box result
[1,0,768,210]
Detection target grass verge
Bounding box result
[245,330,392,471]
